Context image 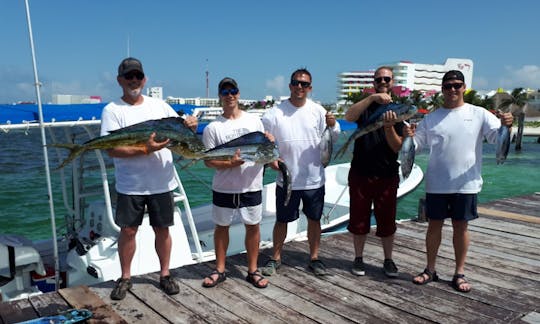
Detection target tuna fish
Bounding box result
[496,125,510,165]
[400,135,415,179]
[277,160,292,206]
[335,103,417,159]
[319,126,333,168]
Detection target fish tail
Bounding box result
[49,143,86,169]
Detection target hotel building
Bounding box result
[337,58,474,104]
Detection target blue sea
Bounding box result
[0,124,539,241]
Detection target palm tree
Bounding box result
[427,92,443,111]
[497,88,529,150]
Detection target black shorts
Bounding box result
[115,191,175,228]
[276,185,325,223]
[425,193,478,221]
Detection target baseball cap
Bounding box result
[118,57,144,77]
[218,77,238,91]
[442,70,465,83]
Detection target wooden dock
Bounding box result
[2,193,539,323]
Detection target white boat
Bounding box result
[0,114,423,302]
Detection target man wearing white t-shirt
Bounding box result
[201,77,270,289]
[101,58,198,300]
[409,70,513,293]
[261,68,340,276]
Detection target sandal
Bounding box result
[412,268,439,285]
[451,274,471,293]
[246,270,268,289]
[202,270,226,288]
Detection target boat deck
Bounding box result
[1,193,539,323]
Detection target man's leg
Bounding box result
[451,219,471,291]
[118,226,138,279]
[413,219,443,284]
[153,226,172,277]
[245,224,261,273]
[307,219,321,260]
[381,234,394,260]
[202,225,229,286]
[353,233,367,258]
[271,222,287,262]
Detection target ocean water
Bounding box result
[0,125,539,241]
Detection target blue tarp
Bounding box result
[0,103,201,125]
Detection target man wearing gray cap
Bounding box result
[408,70,513,293]
[101,57,198,300]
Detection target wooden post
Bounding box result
[515,112,525,151]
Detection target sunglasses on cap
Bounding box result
[290,80,311,88]
[442,82,464,90]
[220,88,239,96]
[374,76,392,83]
[123,71,145,80]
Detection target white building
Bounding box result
[52,94,102,104]
[337,58,474,104]
[165,96,257,107]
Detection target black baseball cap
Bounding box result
[218,77,238,91]
[118,57,144,77]
[442,70,465,83]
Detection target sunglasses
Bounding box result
[220,88,239,96]
[290,80,311,88]
[123,72,145,80]
[374,76,392,83]
[442,83,464,90]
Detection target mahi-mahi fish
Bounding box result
[496,125,510,165]
[51,117,206,169]
[319,126,333,168]
[334,103,417,159]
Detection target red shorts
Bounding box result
[347,172,399,237]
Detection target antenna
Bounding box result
[205,59,209,98]
[127,35,130,57]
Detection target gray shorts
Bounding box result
[115,191,175,228]
[425,193,478,221]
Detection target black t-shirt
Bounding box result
[350,102,404,177]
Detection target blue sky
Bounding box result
[2,0,539,104]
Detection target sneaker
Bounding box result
[110,278,132,300]
[309,259,327,276]
[351,257,365,276]
[160,275,180,295]
[261,259,281,276]
[383,259,398,278]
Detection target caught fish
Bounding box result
[51,117,206,168]
[320,126,333,167]
[277,160,292,206]
[188,131,279,164]
[400,136,415,179]
[335,103,417,159]
[496,125,510,164]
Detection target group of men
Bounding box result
[103,57,512,300]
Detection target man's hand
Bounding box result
[183,115,198,132]
[372,93,393,105]
[325,112,337,127]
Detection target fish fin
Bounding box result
[50,144,85,169]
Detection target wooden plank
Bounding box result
[291,238,522,323]
[326,230,540,303]
[477,207,540,224]
[0,298,37,323]
[171,259,298,323]
[89,281,170,324]
[28,292,70,317]
[58,285,127,324]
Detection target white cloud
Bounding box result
[500,65,540,90]
[265,75,286,97]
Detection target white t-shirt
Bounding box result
[100,95,179,195]
[413,103,501,194]
[262,99,340,190]
[202,111,264,193]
